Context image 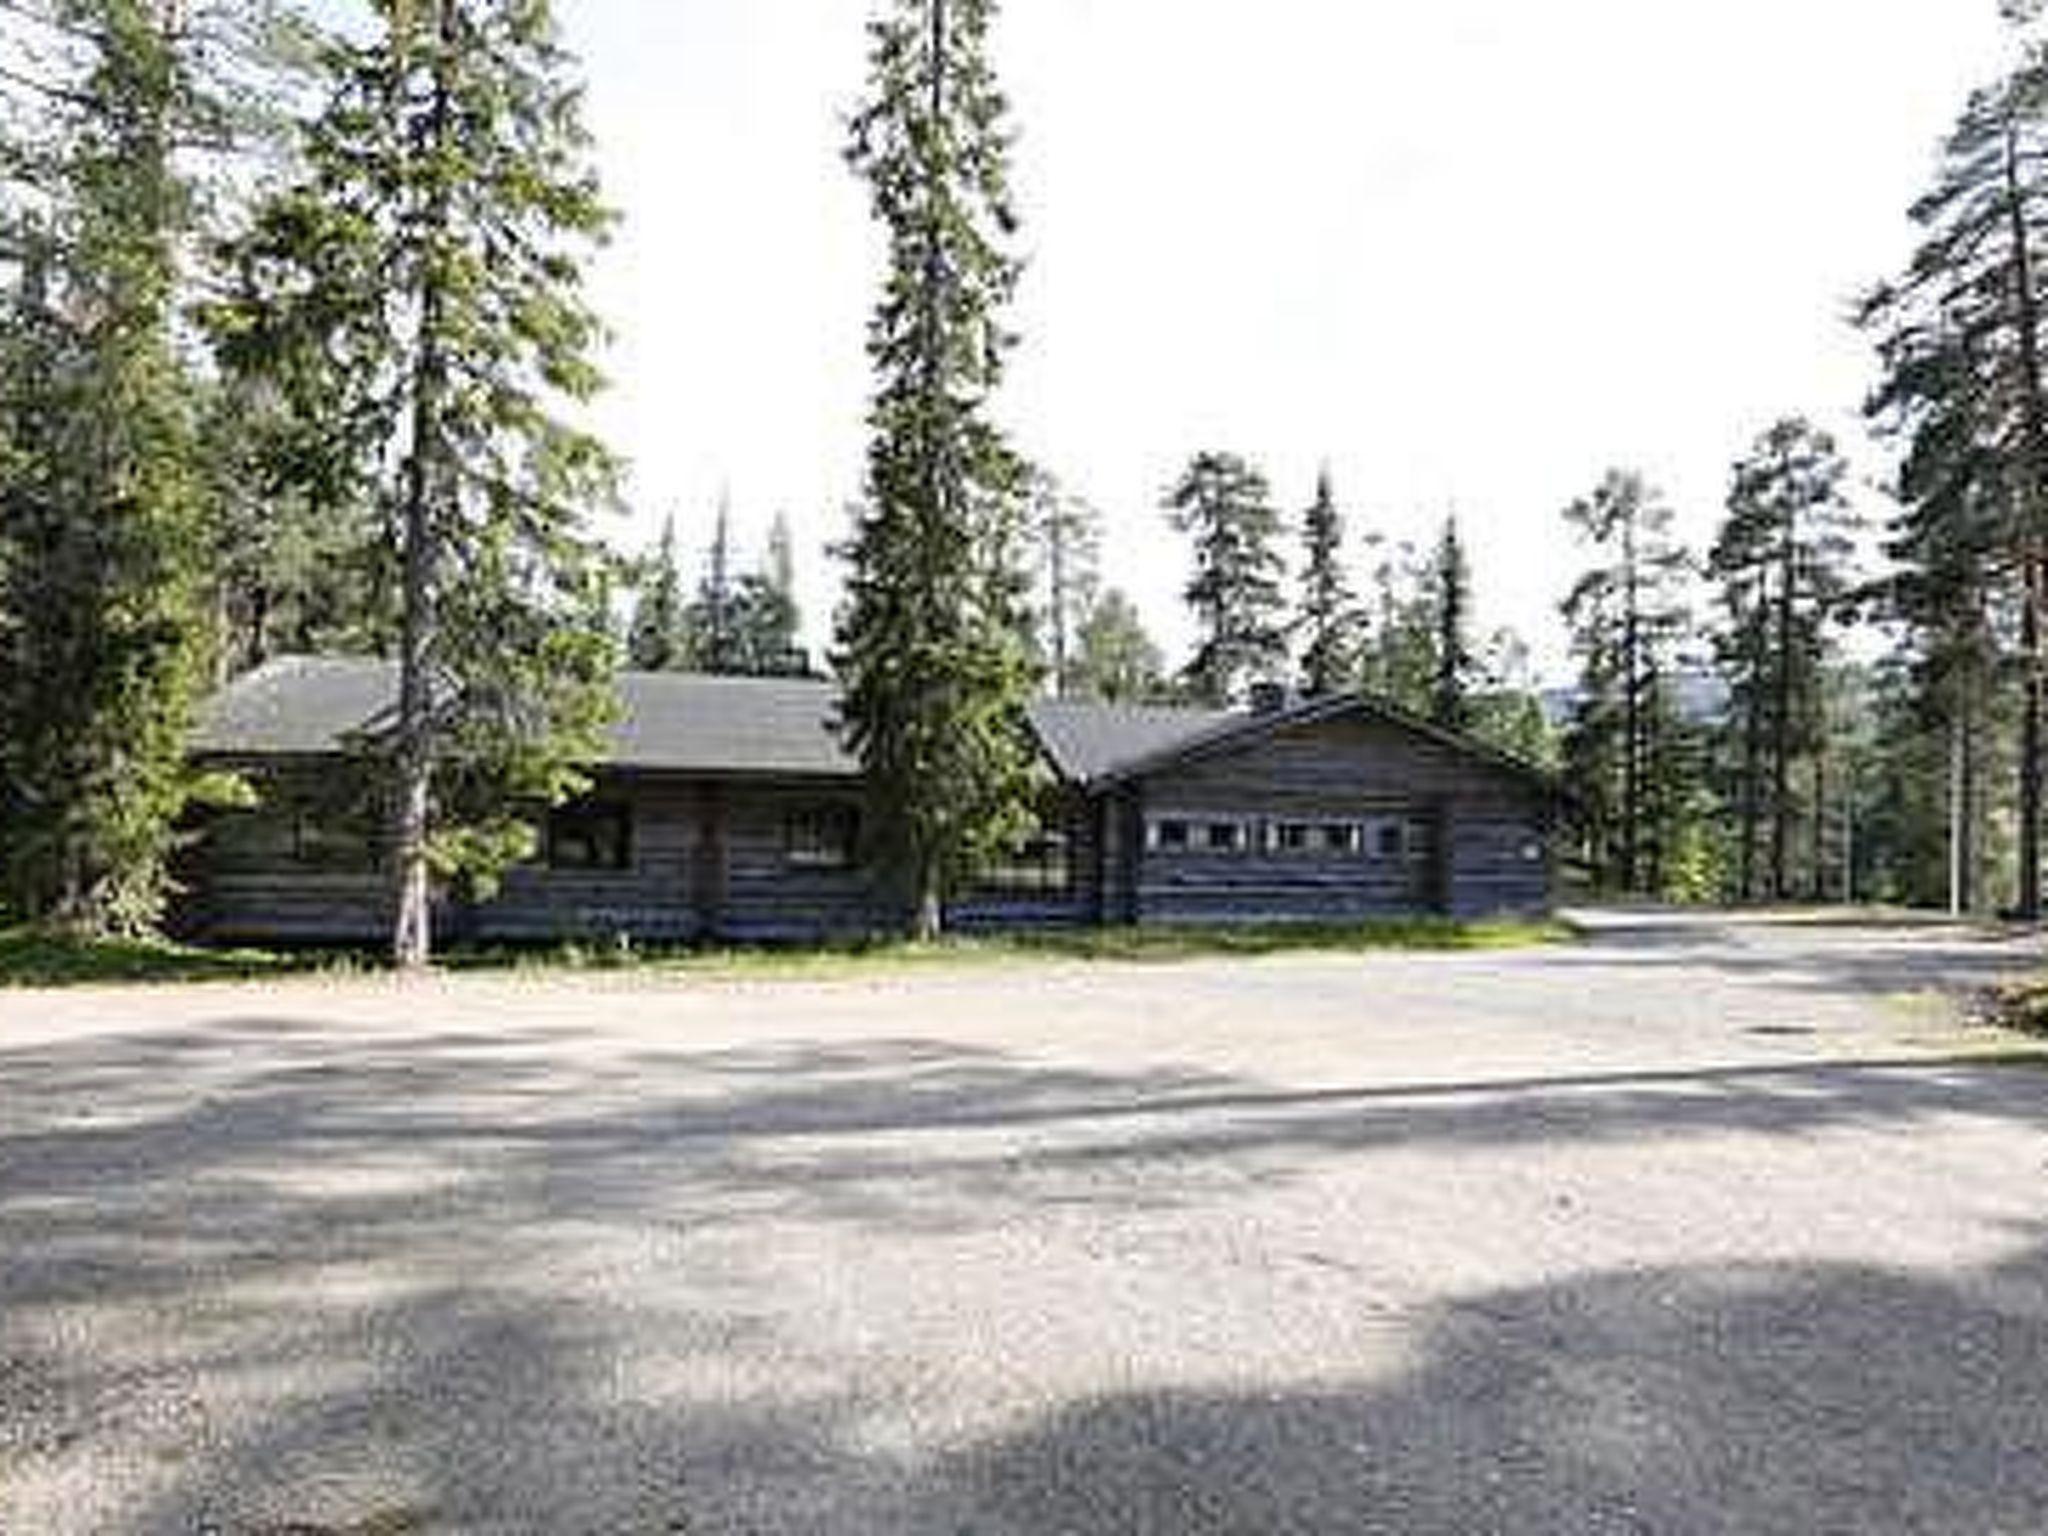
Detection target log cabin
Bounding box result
[182,654,1556,943]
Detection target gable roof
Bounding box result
[1086,688,1558,793]
[193,656,1552,792]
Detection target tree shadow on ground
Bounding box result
[2,1016,2047,1530]
[886,1238,2048,1535]
[1530,916,2046,1002]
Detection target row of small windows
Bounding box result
[1146,814,1433,861]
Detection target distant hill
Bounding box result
[1540,668,1729,728]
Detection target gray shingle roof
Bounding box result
[1026,697,1234,782]
[192,655,1231,783]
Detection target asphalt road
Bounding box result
[3,911,2047,1534]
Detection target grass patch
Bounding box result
[456,915,1575,980]
[0,926,324,988]
[1,915,1573,989]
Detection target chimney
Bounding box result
[1248,680,1291,716]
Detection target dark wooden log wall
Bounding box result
[186,712,1550,943]
[1126,715,1550,924]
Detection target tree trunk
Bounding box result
[1620,513,1640,893]
[1810,748,1825,902]
[914,877,942,943]
[1961,689,1979,914]
[2024,559,2043,918]
[1738,621,1762,902]
[2005,118,2047,919]
[1771,550,1794,902]
[390,0,456,971]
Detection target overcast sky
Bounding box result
[563,0,2019,679]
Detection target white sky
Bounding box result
[563,0,2019,679]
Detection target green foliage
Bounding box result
[1068,586,1169,703]
[1467,629,1560,768]
[835,0,1042,937]
[0,2,214,935]
[1709,417,1858,900]
[1860,28,2048,916]
[1166,450,1287,705]
[1026,469,1102,694]
[1354,536,1439,715]
[0,925,321,988]
[1296,467,1357,695]
[1559,469,1695,896]
[628,513,690,670]
[657,501,808,676]
[207,0,622,961]
[1429,514,1476,729]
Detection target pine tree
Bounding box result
[1429,514,1476,730]
[1710,417,1858,900]
[0,1,213,934]
[628,514,689,671]
[835,0,1040,939]
[1069,587,1166,703]
[1026,469,1101,695]
[1166,450,1286,706]
[1865,323,2012,912]
[1560,470,1692,894]
[209,0,620,967]
[1860,28,2048,916]
[1296,467,1356,696]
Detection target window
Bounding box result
[786,804,858,869]
[547,801,632,871]
[1321,823,1359,855]
[208,778,379,873]
[1274,821,1314,854]
[1204,821,1245,853]
[1150,815,1254,855]
[1150,818,1192,852]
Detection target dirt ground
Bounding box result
[3,911,2046,1533]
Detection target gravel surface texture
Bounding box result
[2,909,2046,1534]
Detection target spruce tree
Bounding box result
[209,0,620,967]
[682,497,741,672]
[628,514,689,671]
[835,0,1040,940]
[1166,450,1286,705]
[1429,514,1476,730]
[1296,467,1356,696]
[732,513,806,675]
[0,1,212,934]
[1710,417,1857,900]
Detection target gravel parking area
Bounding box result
[3,911,2047,1533]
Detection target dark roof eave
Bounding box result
[192,746,861,783]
